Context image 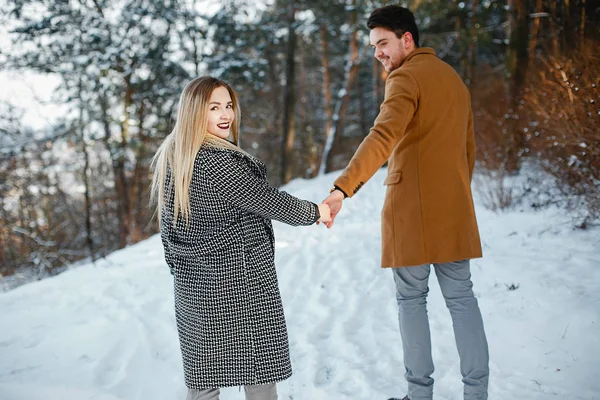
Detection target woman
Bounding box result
[150,76,330,400]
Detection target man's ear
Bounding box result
[403,32,414,49]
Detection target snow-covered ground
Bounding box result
[1,169,599,400]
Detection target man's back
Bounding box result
[387,48,473,188]
[377,48,482,266]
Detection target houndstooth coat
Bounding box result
[160,145,319,389]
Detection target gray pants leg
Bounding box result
[185,388,219,400]
[244,383,277,400]
[392,263,435,400]
[434,260,489,400]
[392,259,489,400]
[185,384,277,400]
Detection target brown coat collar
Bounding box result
[398,47,436,68]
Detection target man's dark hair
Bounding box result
[367,5,420,48]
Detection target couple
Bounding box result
[151,5,489,400]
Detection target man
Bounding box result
[322,5,489,400]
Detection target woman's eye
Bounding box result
[226,104,233,109]
[211,106,218,111]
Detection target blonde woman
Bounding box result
[151,76,330,400]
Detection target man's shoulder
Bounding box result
[385,67,419,99]
[403,52,443,74]
[387,51,437,83]
[387,66,419,87]
[401,51,464,87]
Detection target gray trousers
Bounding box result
[392,259,489,400]
[185,384,277,400]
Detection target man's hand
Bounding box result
[322,190,344,228]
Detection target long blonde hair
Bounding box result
[150,76,242,227]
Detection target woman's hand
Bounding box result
[317,203,332,223]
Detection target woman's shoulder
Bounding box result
[197,145,265,169]
[196,146,241,168]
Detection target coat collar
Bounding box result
[200,144,267,174]
[398,47,436,68]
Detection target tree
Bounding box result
[281,0,298,184]
[1,0,195,274]
[321,0,365,174]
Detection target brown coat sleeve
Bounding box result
[333,68,419,197]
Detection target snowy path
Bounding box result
[1,169,599,400]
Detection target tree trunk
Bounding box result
[17,193,26,257]
[564,0,571,48]
[116,77,133,248]
[455,0,468,80]
[0,196,8,273]
[528,0,543,65]
[323,0,360,174]
[319,23,333,138]
[82,141,94,259]
[551,0,559,55]
[580,0,586,43]
[99,89,130,249]
[79,78,95,261]
[505,0,530,173]
[317,21,333,176]
[373,57,387,107]
[131,101,149,242]
[297,38,318,178]
[281,0,297,185]
[468,0,478,85]
[193,35,201,77]
[357,71,368,138]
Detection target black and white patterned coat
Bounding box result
[160,145,319,389]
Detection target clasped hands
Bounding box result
[316,189,345,228]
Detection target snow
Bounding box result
[1,169,599,400]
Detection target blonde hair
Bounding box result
[150,76,242,227]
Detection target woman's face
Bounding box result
[206,86,235,139]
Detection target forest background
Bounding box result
[0,0,598,278]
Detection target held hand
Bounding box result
[317,203,332,223]
[322,190,344,228]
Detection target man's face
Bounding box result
[370,27,412,72]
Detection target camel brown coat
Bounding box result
[334,48,482,268]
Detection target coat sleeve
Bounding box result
[333,68,419,198]
[202,151,319,226]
